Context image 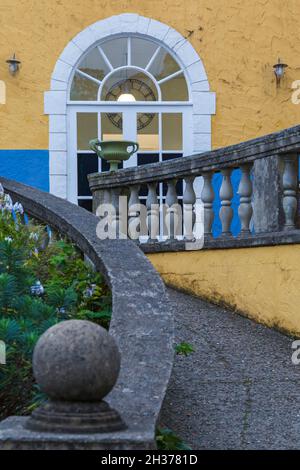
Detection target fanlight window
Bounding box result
[70,36,189,102]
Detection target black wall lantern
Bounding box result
[273,58,288,86]
[6,53,21,76]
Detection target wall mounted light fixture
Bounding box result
[6,53,21,76]
[273,58,288,86]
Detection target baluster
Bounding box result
[165,179,180,240]
[146,182,159,242]
[128,185,140,240]
[103,189,111,205]
[93,188,111,214]
[238,164,253,235]
[183,176,196,241]
[201,172,215,238]
[110,187,127,239]
[219,169,233,236]
[110,188,119,228]
[282,154,298,230]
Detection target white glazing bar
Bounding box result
[145,46,161,71]
[76,69,102,86]
[127,37,132,66]
[157,69,183,85]
[97,46,114,71]
[98,112,101,173]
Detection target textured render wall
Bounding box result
[0,0,300,150]
[147,245,300,337]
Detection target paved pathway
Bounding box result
[160,288,300,450]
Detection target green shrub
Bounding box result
[0,194,111,420]
[156,427,192,450]
[175,341,195,356]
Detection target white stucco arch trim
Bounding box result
[44,14,216,198]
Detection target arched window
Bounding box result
[70,36,189,103]
[67,36,192,210]
[45,15,215,204]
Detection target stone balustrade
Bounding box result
[88,125,300,249]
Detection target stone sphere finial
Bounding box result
[26,320,125,434]
[33,320,120,401]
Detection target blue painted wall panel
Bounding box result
[0,150,49,192]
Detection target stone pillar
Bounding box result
[252,155,284,233]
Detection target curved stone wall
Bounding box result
[0,177,174,449]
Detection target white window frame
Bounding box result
[68,104,193,204]
[44,14,216,199]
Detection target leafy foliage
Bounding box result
[156,427,192,450]
[175,341,195,356]
[0,199,111,420]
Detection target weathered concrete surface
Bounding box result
[142,230,300,253]
[161,288,300,450]
[253,155,284,233]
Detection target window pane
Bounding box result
[137,153,159,166]
[131,38,158,69]
[162,114,182,150]
[78,199,93,212]
[101,113,123,140]
[101,38,128,69]
[77,113,98,150]
[102,69,158,102]
[162,180,183,196]
[78,47,109,81]
[149,49,180,81]
[162,153,182,161]
[77,153,98,196]
[70,75,99,101]
[160,74,188,101]
[137,113,159,151]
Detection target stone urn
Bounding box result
[89,139,139,172]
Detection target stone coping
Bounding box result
[140,230,300,253]
[0,178,174,450]
[89,124,300,190]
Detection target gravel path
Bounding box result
[160,288,300,450]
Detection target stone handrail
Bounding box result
[88,125,300,248]
[0,177,174,449]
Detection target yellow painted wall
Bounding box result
[0,0,300,149]
[147,245,300,336]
